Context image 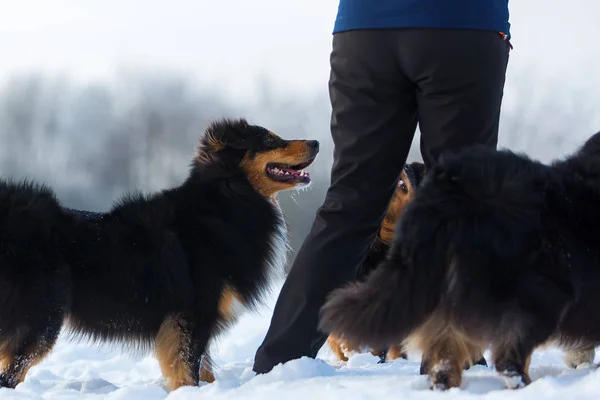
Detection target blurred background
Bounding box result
[1,0,599,271]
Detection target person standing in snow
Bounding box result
[253,0,512,374]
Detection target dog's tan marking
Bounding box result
[156,315,195,391]
[218,285,244,322]
[240,141,314,198]
[205,132,226,152]
[379,169,417,244]
[524,353,532,379]
[199,356,215,383]
[15,340,56,385]
[0,339,17,371]
[386,345,407,361]
[327,335,350,362]
[0,333,57,386]
[196,132,226,165]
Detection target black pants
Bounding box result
[253,28,510,374]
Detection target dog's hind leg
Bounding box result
[156,314,216,391]
[491,317,555,389]
[326,335,349,362]
[0,318,63,388]
[420,343,486,375]
[385,345,407,361]
[492,277,572,389]
[422,335,470,390]
[492,342,535,389]
[412,322,473,390]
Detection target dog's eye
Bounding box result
[264,135,278,148]
[398,180,407,192]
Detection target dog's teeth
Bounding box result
[271,167,286,176]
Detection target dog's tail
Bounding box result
[318,227,449,350]
[319,151,547,349]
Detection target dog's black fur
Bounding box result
[0,118,318,390]
[319,131,600,389]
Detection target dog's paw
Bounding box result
[499,367,531,389]
[428,359,462,391]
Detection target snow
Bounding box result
[3,280,600,399]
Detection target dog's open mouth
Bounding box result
[266,158,314,184]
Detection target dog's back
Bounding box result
[62,192,195,349]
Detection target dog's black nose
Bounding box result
[307,140,319,151]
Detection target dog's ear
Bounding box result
[201,118,251,152]
[220,123,253,150]
[196,118,252,164]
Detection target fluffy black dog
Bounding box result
[320,131,600,390]
[0,118,318,391]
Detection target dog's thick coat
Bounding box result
[0,118,318,390]
[320,132,600,390]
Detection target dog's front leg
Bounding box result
[155,313,215,391]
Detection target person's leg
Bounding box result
[400,29,510,167]
[253,29,418,374]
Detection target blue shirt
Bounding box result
[333,0,510,38]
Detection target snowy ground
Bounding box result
[3,280,600,400]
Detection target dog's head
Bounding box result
[378,162,426,244]
[196,118,319,198]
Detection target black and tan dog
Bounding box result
[0,118,319,391]
[320,132,600,390]
[326,162,426,363]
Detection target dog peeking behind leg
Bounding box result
[324,162,424,363]
[325,161,487,370]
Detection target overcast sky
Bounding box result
[0,0,598,101]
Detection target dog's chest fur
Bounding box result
[218,202,288,323]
